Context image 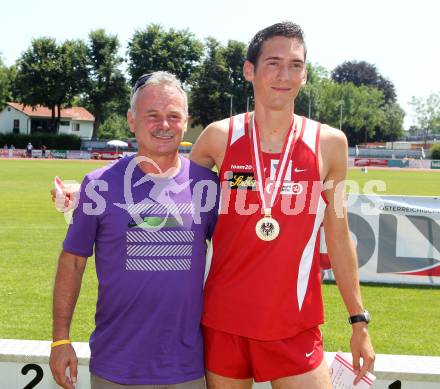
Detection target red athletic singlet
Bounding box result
[202,113,328,340]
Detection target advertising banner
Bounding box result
[52,150,67,159]
[66,150,91,160]
[408,159,432,169]
[0,149,25,158]
[322,194,440,285]
[431,160,440,169]
[31,150,42,158]
[91,150,120,160]
[387,159,409,168]
[354,158,389,167]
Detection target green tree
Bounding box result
[431,144,440,160]
[222,40,252,114]
[373,103,404,142]
[309,80,385,145]
[410,92,440,144]
[14,37,60,129]
[341,84,385,145]
[0,56,15,109]
[298,64,402,144]
[14,37,87,132]
[127,24,203,84]
[295,63,329,118]
[97,113,131,140]
[332,60,396,104]
[189,38,233,127]
[58,39,88,108]
[408,125,421,136]
[81,29,128,139]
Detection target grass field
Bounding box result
[347,168,440,196]
[0,159,439,356]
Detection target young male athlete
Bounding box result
[50,72,218,389]
[190,22,375,388]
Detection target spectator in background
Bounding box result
[26,142,33,158]
[3,144,7,149]
[42,145,47,158]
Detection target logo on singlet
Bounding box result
[226,171,256,190]
[230,164,253,170]
[265,181,304,195]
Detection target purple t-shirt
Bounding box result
[63,155,219,385]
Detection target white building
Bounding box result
[0,102,95,139]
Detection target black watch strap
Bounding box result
[348,310,370,324]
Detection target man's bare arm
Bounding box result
[49,250,87,389]
[321,127,375,384]
[189,120,229,170]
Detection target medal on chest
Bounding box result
[255,209,281,241]
[251,113,297,241]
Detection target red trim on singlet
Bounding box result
[220,113,249,177]
[298,115,306,143]
[314,123,329,205]
[228,116,234,138]
[218,116,234,175]
[244,112,249,134]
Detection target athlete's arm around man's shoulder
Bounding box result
[319,125,375,385]
[189,118,230,170]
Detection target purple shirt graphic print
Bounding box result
[63,155,219,385]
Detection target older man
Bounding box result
[49,71,218,389]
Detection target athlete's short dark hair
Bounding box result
[246,21,307,66]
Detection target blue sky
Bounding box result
[1,0,439,128]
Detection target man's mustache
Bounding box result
[151,129,174,137]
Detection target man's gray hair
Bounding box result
[129,71,188,116]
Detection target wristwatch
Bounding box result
[348,309,371,325]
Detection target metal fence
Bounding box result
[349,147,428,159]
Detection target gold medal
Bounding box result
[256,215,280,241]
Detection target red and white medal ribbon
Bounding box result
[251,113,297,241]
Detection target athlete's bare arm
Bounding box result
[320,126,375,384]
[189,118,229,170]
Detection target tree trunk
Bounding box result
[51,106,56,133]
[92,106,102,140]
[56,104,61,134]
